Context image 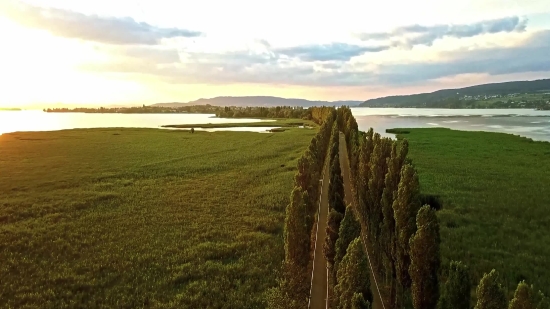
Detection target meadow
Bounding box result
[0,127,315,308]
[391,128,550,296]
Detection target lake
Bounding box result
[0,111,272,135]
[1,109,549,141]
[351,108,550,141]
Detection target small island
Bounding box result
[0,107,22,111]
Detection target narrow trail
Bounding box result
[339,132,385,309]
[308,159,330,309]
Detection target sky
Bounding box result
[0,0,549,107]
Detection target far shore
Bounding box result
[161,119,315,129]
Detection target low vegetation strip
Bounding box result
[162,118,315,129]
[0,128,314,308]
[393,128,550,297]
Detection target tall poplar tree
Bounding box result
[352,292,371,309]
[329,153,346,213]
[324,210,344,267]
[474,269,507,309]
[392,164,421,292]
[409,205,440,309]
[509,281,536,309]
[438,261,471,309]
[335,238,373,309]
[334,208,361,272]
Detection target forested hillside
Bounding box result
[360,79,550,108]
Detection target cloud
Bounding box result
[78,28,550,88]
[357,16,528,47]
[275,43,389,62]
[377,30,550,84]
[0,1,202,45]
[99,45,181,64]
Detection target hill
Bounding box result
[153,96,362,108]
[360,79,550,108]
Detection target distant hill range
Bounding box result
[360,79,550,107]
[152,96,362,108]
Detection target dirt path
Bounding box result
[309,159,330,309]
[339,132,385,309]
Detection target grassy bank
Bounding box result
[0,128,314,308]
[392,128,550,295]
[162,118,315,129]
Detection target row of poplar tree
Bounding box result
[336,106,549,309]
[270,106,548,308]
[323,115,373,309]
[267,107,337,308]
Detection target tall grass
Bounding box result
[393,128,550,296]
[0,128,314,308]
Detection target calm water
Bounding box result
[0,111,273,135]
[351,108,550,141]
[1,109,549,141]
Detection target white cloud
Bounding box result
[0,0,202,45]
[1,0,550,104]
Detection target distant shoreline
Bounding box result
[40,106,548,113]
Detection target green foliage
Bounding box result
[392,163,421,289]
[379,141,407,291]
[329,154,346,213]
[324,210,344,266]
[0,128,314,308]
[538,294,550,309]
[474,270,508,309]
[394,128,550,295]
[339,107,437,309]
[359,79,550,108]
[352,292,372,309]
[366,134,392,244]
[335,238,373,309]
[311,106,337,125]
[265,286,287,309]
[334,208,361,273]
[284,187,310,267]
[506,281,549,309]
[509,281,536,309]
[216,106,309,119]
[439,261,471,309]
[279,106,336,307]
[44,104,222,114]
[356,129,373,223]
[409,205,441,309]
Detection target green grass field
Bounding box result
[393,128,550,296]
[0,128,314,308]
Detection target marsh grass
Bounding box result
[394,128,550,296]
[162,118,315,129]
[0,128,314,308]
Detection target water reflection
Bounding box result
[1,109,549,141]
[0,111,270,135]
[355,115,550,141]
